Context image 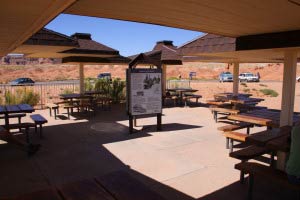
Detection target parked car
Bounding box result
[97,72,112,81]
[297,76,300,82]
[239,73,259,82]
[9,78,35,86]
[219,72,233,82]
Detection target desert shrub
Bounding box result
[243,88,250,93]
[84,78,95,91]
[252,88,257,91]
[168,77,180,80]
[110,78,126,103]
[259,84,268,87]
[240,82,248,87]
[260,89,278,97]
[5,88,40,106]
[62,88,73,94]
[95,79,110,95]
[94,78,125,103]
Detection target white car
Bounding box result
[239,73,259,82]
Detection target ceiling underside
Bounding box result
[2,0,300,57]
[65,0,300,37]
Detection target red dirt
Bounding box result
[1,62,299,84]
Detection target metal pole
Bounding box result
[233,62,239,96]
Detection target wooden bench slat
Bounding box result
[235,162,300,191]
[46,103,59,108]
[230,145,269,160]
[7,123,36,129]
[223,132,248,142]
[58,179,114,200]
[210,107,240,114]
[218,122,252,132]
[30,114,47,124]
[0,113,26,119]
[96,170,166,200]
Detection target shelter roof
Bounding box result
[178,33,300,63]
[14,28,123,60]
[129,41,182,65]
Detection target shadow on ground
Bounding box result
[0,103,296,199]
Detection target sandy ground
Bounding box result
[189,81,300,112]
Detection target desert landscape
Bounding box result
[1,62,300,83]
[1,62,300,111]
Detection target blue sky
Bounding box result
[46,14,202,56]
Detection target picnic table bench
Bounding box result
[235,162,300,200]
[210,107,239,122]
[46,103,59,119]
[230,146,270,183]
[30,114,48,138]
[218,122,253,133]
[182,94,202,106]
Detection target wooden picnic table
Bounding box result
[0,104,34,129]
[167,88,198,105]
[60,93,93,100]
[214,93,252,101]
[266,134,290,152]
[245,125,292,171]
[228,109,300,128]
[245,125,291,146]
[228,97,264,105]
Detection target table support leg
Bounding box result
[248,174,254,200]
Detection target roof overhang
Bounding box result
[3,1,300,57]
[62,56,130,64]
[0,0,76,56]
[180,31,300,63]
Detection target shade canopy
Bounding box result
[179,33,300,63]
[3,1,300,57]
[65,0,300,37]
[129,41,182,65]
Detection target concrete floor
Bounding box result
[0,103,297,199]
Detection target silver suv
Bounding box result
[239,73,259,82]
[219,72,233,82]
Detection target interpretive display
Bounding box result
[128,68,162,116]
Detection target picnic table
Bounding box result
[245,125,291,146]
[214,93,252,101]
[0,104,34,129]
[167,88,198,105]
[60,93,93,100]
[244,125,292,171]
[228,109,300,128]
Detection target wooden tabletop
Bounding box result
[167,88,198,93]
[228,109,300,128]
[0,104,34,114]
[229,97,264,104]
[60,93,93,100]
[266,135,290,152]
[246,125,291,146]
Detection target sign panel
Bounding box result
[128,68,162,115]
